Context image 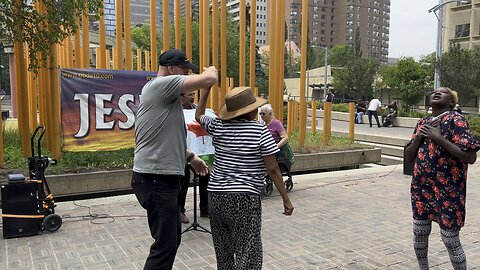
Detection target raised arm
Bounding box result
[195,87,211,123]
[181,66,218,94]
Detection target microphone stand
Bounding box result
[182,168,210,234]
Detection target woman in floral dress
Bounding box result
[405,87,479,270]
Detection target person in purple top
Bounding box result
[259,104,288,150]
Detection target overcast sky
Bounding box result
[389,0,439,59]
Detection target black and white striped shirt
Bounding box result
[200,115,279,194]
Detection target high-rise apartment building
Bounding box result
[443,0,480,50]
[285,0,390,64]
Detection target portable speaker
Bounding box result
[1,181,41,239]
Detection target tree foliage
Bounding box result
[438,43,480,105]
[379,57,430,111]
[0,0,102,72]
[332,29,379,99]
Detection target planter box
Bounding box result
[43,149,381,200]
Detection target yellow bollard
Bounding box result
[349,102,355,142]
[323,102,332,145]
[311,100,316,134]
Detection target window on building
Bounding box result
[457,0,471,5]
[455,23,470,38]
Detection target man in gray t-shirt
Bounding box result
[132,48,218,270]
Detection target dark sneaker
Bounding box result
[181,213,190,224]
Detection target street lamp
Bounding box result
[429,0,468,89]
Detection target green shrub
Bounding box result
[466,115,480,139]
[332,103,349,112]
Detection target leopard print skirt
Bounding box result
[209,192,262,270]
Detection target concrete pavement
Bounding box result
[2,162,480,269]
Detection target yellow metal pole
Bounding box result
[81,12,89,68]
[124,0,132,70]
[150,0,157,70]
[137,48,142,70]
[112,47,117,69]
[239,0,246,86]
[229,78,234,91]
[95,47,100,68]
[66,36,73,68]
[287,100,293,136]
[323,102,332,145]
[145,50,150,71]
[25,47,37,133]
[14,42,30,157]
[186,0,192,63]
[98,4,106,69]
[298,0,308,146]
[349,101,355,142]
[220,0,227,104]
[74,17,81,67]
[175,0,181,48]
[106,49,111,69]
[311,100,316,134]
[278,0,285,123]
[199,0,203,72]
[211,0,219,112]
[249,0,256,90]
[115,0,123,69]
[268,0,277,113]
[162,0,169,52]
[294,101,299,130]
[50,44,61,159]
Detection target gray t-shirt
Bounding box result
[133,75,187,175]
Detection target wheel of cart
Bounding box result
[262,158,293,198]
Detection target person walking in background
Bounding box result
[355,98,366,124]
[179,91,211,224]
[132,48,218,270]
[367,96,382,128]
[196,86,294,270]
[404,87,479,270]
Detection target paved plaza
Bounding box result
[1,163,480,269]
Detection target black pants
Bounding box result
[180,165,209,213]
[132,172,181,270]
[367,110,381,127]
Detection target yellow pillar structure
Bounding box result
[49,44,61,159]
[124,0,133,70]
[249,0,256,91]
[298,0,308,146]
[239,0,246,86]
[175,0,181,48]
[137,49,142,70]
[112,47,117,69]
[278,0,285,121]
[14,42,30,157]
[311,100,316,134]
[323,102,332,145]
[98,5,106,69]
[185,0,192,65]
[95,47,101,68]
[211,0,219,112]
[150,0,157,70]
[74,17,81,67]
[66,36,73,68]
[287,100,293,136]
[162,0,169,52]
[268,0,277,114]
[25,47,37,133]
[81,12,89,68]
[115,0,123,70]
[220,0,227,104]
[145,50,150,71]
[348,102,355,142]
[106,49,111,69]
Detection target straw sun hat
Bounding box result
[218,86,267,120]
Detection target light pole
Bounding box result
[323,46,329,100]
[429,0,467,89]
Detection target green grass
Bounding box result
[2,127,369,175]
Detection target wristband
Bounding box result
[187,152,195,163]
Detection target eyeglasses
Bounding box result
[259,112,266,116]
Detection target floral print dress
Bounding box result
[409,111,480,231]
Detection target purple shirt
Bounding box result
[267,119,285,144]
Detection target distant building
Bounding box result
[443,0,480,50]
[285,0,391,64]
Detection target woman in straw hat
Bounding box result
[195,86,294,269]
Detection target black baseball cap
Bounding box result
[159,49,199,73]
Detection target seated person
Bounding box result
[259,104,289,163]
[382,101,397,127]
[354,98,366,124]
